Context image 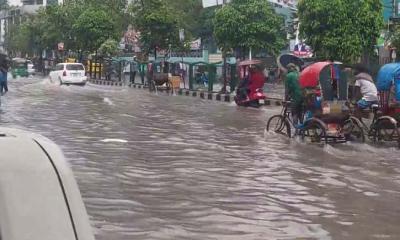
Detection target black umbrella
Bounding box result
[277,54,304,71]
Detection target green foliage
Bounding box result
[195,6,219,46]
[213,0,286,56]
[6,0,123,55]
[84,0,130,35]
[73,8,116,52]
[164,0,203,40]
[130,0,182,55]
[98,39,119,56]
[298,0,383,63]
[389,26,400,51]
[5,23,32,55]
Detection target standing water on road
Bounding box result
[1,77,400,240]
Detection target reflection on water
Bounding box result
[1,77,400,240]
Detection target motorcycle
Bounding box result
[234,59,266,108]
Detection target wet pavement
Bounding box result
[1,76,400,240]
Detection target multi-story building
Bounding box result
[20,0,61,14]
[0,0,62,52]
[382,0,400,22]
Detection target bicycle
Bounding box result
[356,103,400,147]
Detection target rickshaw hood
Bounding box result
[299,61,332,88]
[376,63,400,91]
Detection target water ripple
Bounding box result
[1,77,400,240]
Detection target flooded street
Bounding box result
[1,77,400,240]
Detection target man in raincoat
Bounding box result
[285,63,303,125]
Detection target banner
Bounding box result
[190,39,201,50]
[292,42,312,58]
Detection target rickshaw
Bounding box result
[234,59,266,108]
[363,63,400,147]
[11,58,29,78]
[267,61,364,143]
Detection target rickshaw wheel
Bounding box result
[266,115,291,137]
[375,118,399,142]
[301,120,326,143]
[343,117,365,143]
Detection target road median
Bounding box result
[88,79,284,106]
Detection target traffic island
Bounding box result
[88,79,284,106]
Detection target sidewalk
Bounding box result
[88,79,285,106]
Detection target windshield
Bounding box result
[66,64,84,71]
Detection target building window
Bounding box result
[47,0,58,5]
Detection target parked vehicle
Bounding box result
[0,127,95,240]
[49,63,87,86]
[11,58,29,78]
[27,59,35,75]
[234,59,266,108]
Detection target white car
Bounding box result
[0,127,95,240]
[27,60,35,75]
[49,63,87,86]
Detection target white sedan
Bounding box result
[49,63,87,86]
[27,60,35,75]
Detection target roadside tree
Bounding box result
[298,0,383,63]
[130,0,182,58]
[213,0,286,58]
[213,0,285,93]
[98,39,120,57]
[73,8,117,53]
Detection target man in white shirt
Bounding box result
[353,64,379,109]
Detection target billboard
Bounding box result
[292,42,313,58]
